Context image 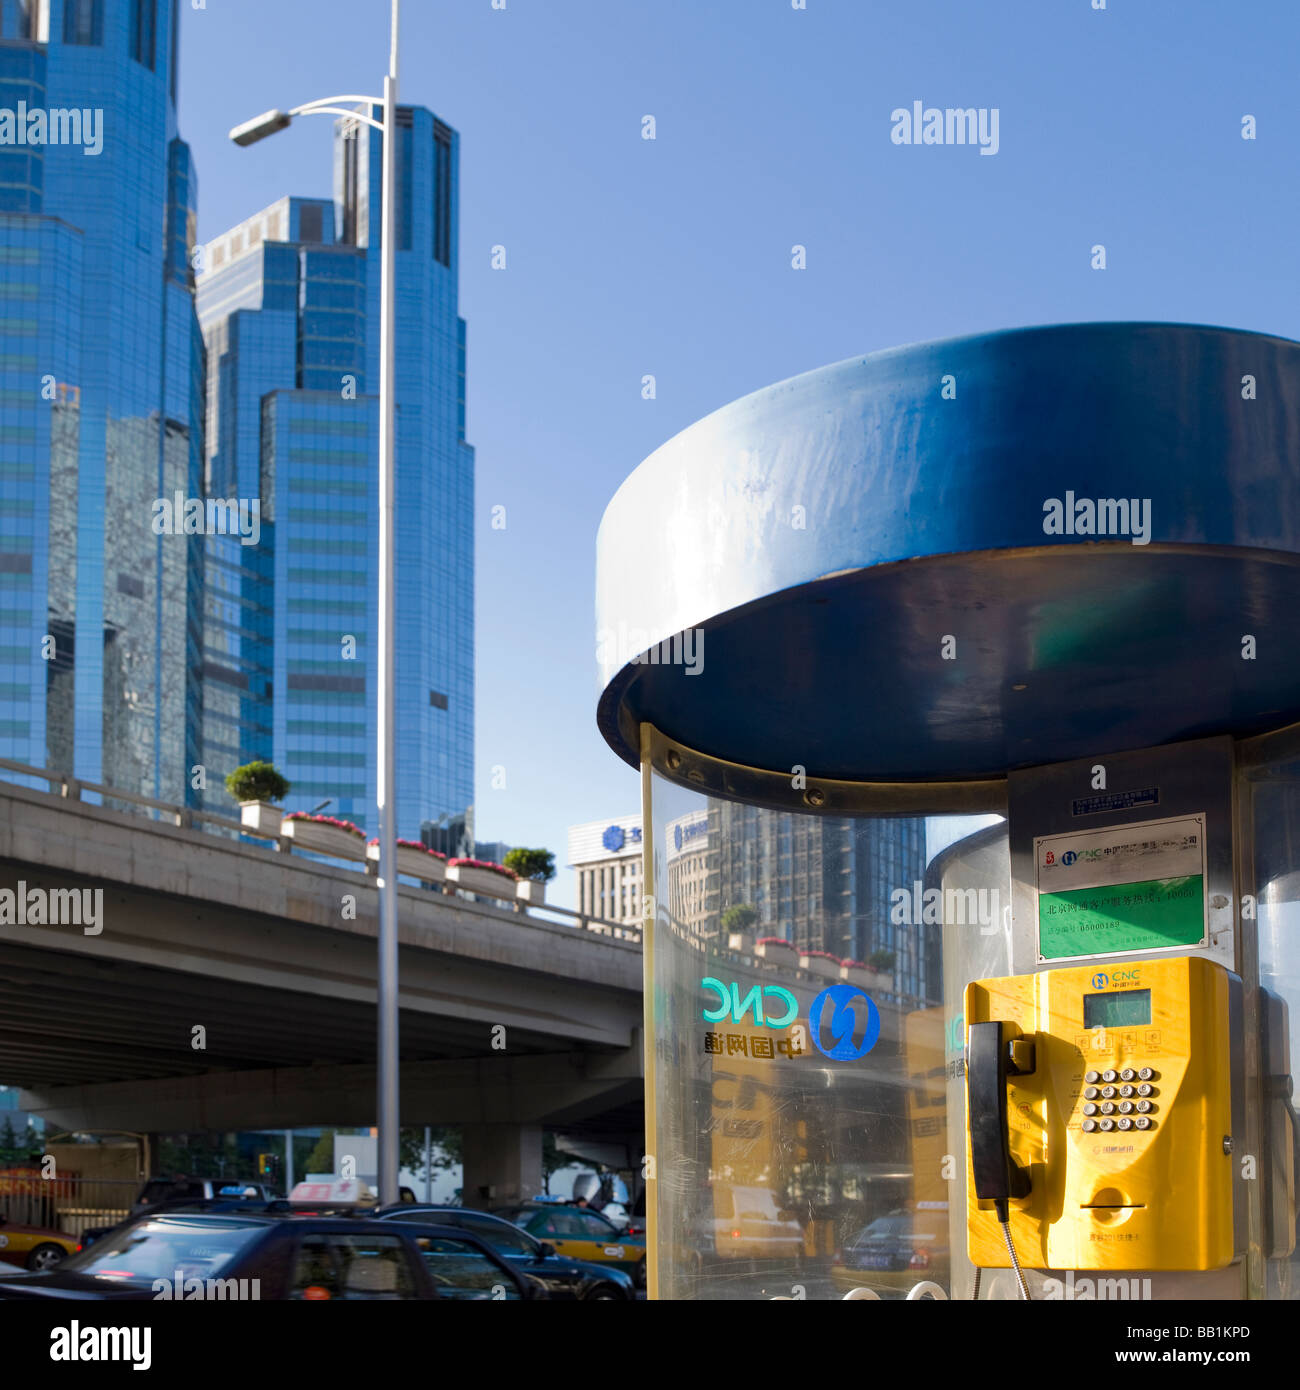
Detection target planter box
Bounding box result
[240,801,283,838]
[366,843,446,883]
[515,879,547,905]
[800,954,842,980]
[726,931,755,954]
[754,940,796,962]
[281,819,367,862]
[445,863,517,901]
[840,965,874,989]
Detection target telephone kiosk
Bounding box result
[594,323,1300,1300]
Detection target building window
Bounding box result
[169,0,178,99]
[61,0,99,44]
[130,0,157,70]
[339,123,360,245]
[395,109,413,252]
[433,122,452,266]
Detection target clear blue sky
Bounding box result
[178,0,1300,909]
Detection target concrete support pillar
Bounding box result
[461,1123,543,1210]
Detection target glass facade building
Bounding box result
[0,0,203,802]
[704,802,933,1002]
[196,108,473,838]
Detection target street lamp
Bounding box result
[229,0,403,1205]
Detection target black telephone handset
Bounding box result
[967,1020,1035,1300]
[967,1020,1033,1211]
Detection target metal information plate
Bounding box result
[1035,813,1207,962]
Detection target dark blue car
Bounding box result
[375,1204,635,1300]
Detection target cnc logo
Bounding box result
[1092,968,1140,989]
[809,984,881,1061]
[1063,851,1078,866]
[701,978,798,1029]
[699,979,881,1060]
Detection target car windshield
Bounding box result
[459,1215,537,1257]
[58,1217,266,1283]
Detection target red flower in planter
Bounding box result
[284,812,364,837]
[805,950,839,961]
[448,857,518,881]
[756,936,793,947]
[840,959,867,970]
[367,838,447,860]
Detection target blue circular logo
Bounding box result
[602,825,625,852]
[809,985,881,1061]
[1062,850,1077,866]
[1091,972,1109,989]
[674,823,683,851]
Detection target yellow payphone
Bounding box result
[964,954,1242,1282]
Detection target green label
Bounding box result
[1038,875,1204,959]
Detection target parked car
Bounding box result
[82,1178,281,1245]
[829,1207,950,1298]
[375,1203,635,1300]
[0,1215,80,1271]
[711,1185,805,1262]
[0,1211,543,1300]
[494,1201,647,1289]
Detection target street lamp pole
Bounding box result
[375,0,402,1210]
[230,0,403,1206]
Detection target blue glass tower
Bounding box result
[0,0,203,802]
[197,107,474,842]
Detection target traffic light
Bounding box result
[258,1152,276,1177]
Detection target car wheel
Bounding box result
[27,1242,67,1272]
[583,1283,626,1301]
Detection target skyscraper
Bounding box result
[196,105,473,840]
[704,802,933,1001]
[0,0,203,802]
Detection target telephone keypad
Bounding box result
[1084,1087,1099,1100]
[1119,1068,1136,1082]
[1098,1118,1115,1131]
[1136,1100,1153,1114]
[1099,1102,1115,1115]
[1083,1102,1098,1116]
[1084,1070,1100,1084]
[1118,1100,1134,1114]
[1135,1116,1153,1130]
[1101,1085,1116,1098]
[1119,1084,1135,1098]
[1137,1083,1155,1097]
[1101,1070,1118,1083]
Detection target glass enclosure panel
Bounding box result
[648,769,1006,1300]
[1249,754,1300,1300]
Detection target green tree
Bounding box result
[869,949,896,972]
[399,1125,462,1184]
[302,1129,337,1176]
[224,760,290,804]
[0,1115,17,1156]
[503,848,556,882]
[720,904,759,932]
